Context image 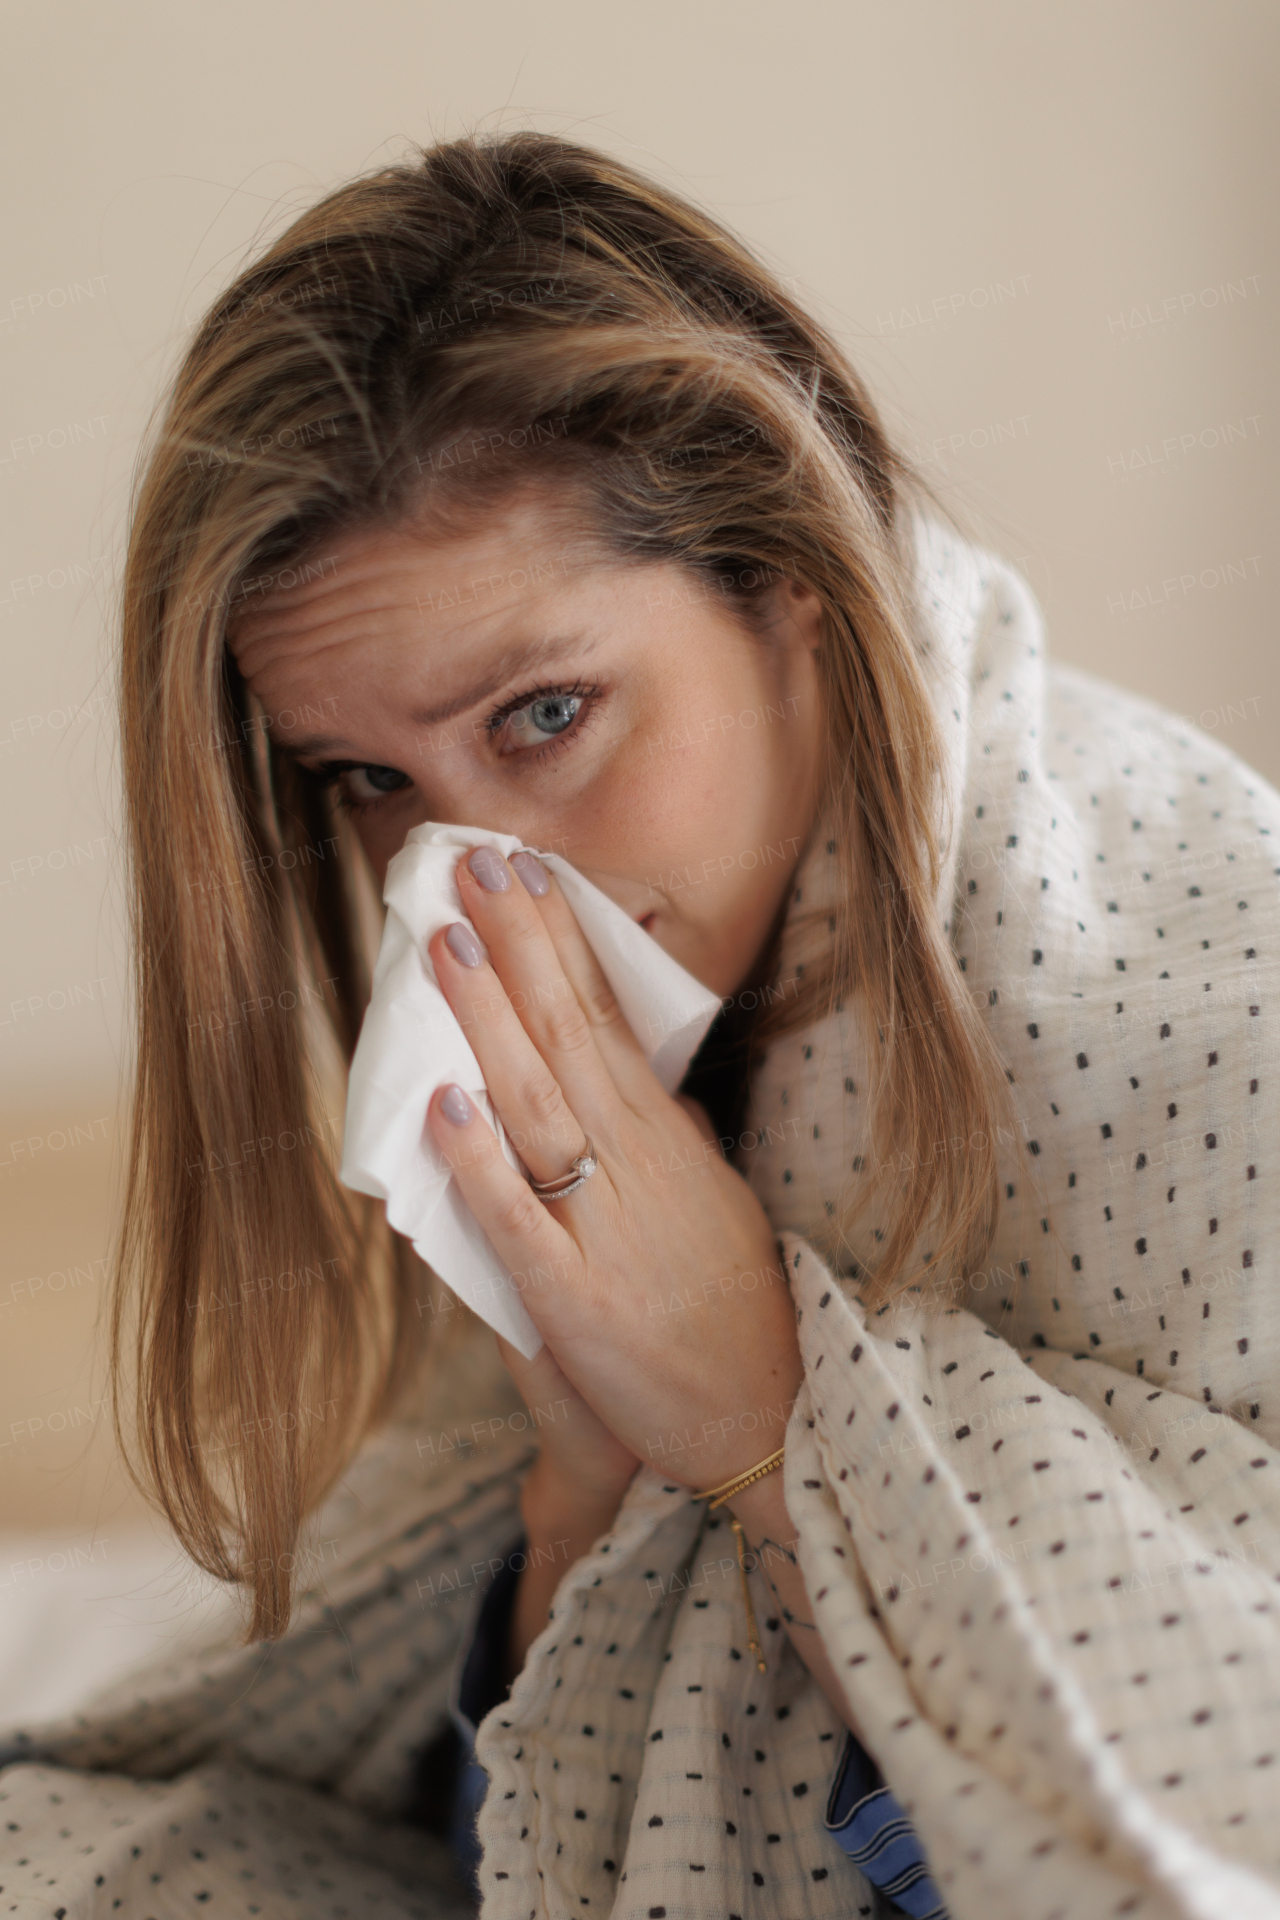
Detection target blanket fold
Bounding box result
[5,513,1280,1917]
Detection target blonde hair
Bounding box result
[111,130,1012,1637]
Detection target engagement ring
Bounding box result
[528,1138,598,1200]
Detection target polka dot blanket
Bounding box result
[2,514,1278,1919]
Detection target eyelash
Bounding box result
[483,679,602,755]
[306,679,603,816]
[322,780,404,819]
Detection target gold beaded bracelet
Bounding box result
[692,1445,786,1672]
[694,1445,787,1511]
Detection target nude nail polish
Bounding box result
[468,845,511,892]
[445,921,486,968]
[510,850,550,897]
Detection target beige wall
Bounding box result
[1,0,1275,1527]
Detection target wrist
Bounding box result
[723,1456,792,1546]
[520,1454,631,1561]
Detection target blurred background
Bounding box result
[0,0,1274,1701]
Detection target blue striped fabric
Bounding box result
[824,1729,950,1919]
[447,1737,488,1895]
[448,1539,528,1894]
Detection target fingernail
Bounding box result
[510,850,549,897]
[468,845,511,892]
[440,1084,473,1126]
[445,921,486,968]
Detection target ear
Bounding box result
[782,579,824,656]
[757,575,823,656]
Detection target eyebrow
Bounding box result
[409,632,597,728]
[272,633,598,762]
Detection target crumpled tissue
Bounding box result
[340,821,723,1356]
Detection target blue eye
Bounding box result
[505,692,582,748]
[340,764,410,801]
[488,681,601,760]
[359,764,411,793]
[308,761,413,813]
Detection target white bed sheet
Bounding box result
[0,1526,240,1726]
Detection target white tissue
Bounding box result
[339,822,724,1356]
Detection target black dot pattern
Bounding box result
[471,1478,878,1915]
[461,521,1280,1913]
[0,1425,532,1917]
[749,532,1278,1436]
[735,518,1280,1911]
[4,515,1280,1917]
[0,1758,479,1917]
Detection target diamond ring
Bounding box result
[527,1137,598,1201]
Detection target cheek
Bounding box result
[349,795,430,888]
[605,723,790,906]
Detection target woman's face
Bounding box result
[229,485,825,999]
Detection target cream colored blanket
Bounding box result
[4,517,1279,1919]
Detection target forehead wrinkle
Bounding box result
[232,575,525,681]
[228,580,427,659]
[240,562,599,699]
[229,551,579,677]
[231,599,435,680]
[228,535,442,631]
[233,531,580,637]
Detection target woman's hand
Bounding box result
[425,844,802,1496]
[493,1330,640,1524]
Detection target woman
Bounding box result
[1,131,1277,1920]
